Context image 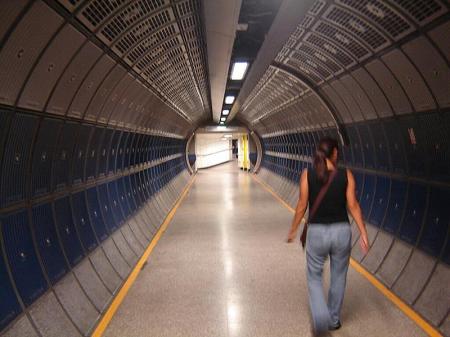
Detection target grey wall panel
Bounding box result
[352,68,393,118]
[120,224,145,257]
[320,84,352,123]
[402,36,450,108]
[101,238,130,280]
[18,24,85,110]
[340,74,377,120]
[376,240,411,287]
[89,248,121,294]
[365,59,412,115]
[0,0,28,42]
[361,231,393,273]
[108,79,143,126]
[53,273,99,336]
[1,316,38,337]
[29,292,81,337]
[111,231,137,267]
[84,65,127,122]
[414,263,450,327]
[73,259,111,312]
[382,49,436,112]
[69,55,115,120]
[95,73,134,124]
[428,21,450,62]
[47,42,102,115]
[351,224,377,262]
[0,1,62,106]
[441,314,450,337]
[392,250,436,304]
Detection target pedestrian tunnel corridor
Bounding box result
[0,0,449,336]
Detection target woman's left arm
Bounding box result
[287,169,309,242]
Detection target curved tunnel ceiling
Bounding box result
[236,0,450,137]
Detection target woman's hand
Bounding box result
[360,232,369,255]
[286,229,297,243]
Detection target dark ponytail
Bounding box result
[313,137,339,183]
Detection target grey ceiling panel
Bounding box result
[352,67,393,118]
[428,21,450,62]
[331,79,364,122]
[402,36,450,108]
[84,65,127,122]
[97,73,134,124]
[47,42,103,115]
[69,55,116,119]
[18,24,85,110]
[365,59,412,115]
[382,49,436,112]
[0,0,28,42]
[340,74,378,120]
[0,1,62,106]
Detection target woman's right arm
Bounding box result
[346,169,369,254]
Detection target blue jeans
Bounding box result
[306,222,352,333]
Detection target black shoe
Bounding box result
[329,321,341,331]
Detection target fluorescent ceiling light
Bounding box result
[221,117,226,121]
[220,121,225,125]
[225,96,235,104]
[224,134,232,138]
[230,61,249,80]
[222,109,230,115]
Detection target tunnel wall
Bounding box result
[241,1,450,335]
[0,110,192,336]
[0,0,208,335]
[255,114,450,335]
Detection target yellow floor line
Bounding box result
[251,174,442,337]
[92,175,196,337]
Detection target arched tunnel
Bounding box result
[0,0,449,336]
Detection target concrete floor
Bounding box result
[104,162,426,337]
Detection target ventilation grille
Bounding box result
[113,10,176,54]
[296,43,343,74]
[390,0,447,25]
[313,21,371,60]
[324,6,389,51]
[241,69,309,123]
[71,0,209,122]
[304,33,356,68]
[336,0,413,39]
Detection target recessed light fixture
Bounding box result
[222,109,230,116]
[230,61,249,80]
[225,96,235,104]
[220,121,225,125]
[221,117,226,122]
[224,134,232,138]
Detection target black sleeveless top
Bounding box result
[307,167,349,224]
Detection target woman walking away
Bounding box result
[286,137,369,335]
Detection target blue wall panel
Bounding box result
[368,176,390,227]
[0,249,21,331]
[31,118,62,197]
[71,125,92,184]
[32,203,68,284]
[71,192,98,252]
[54,197,84,267]
[418,187,450,258]
[383,180,408,234]
[1,210,48,306]
[52,122,78,190]
[86,187,108,242]
[398,183,428,245]
[0,114,38,207]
